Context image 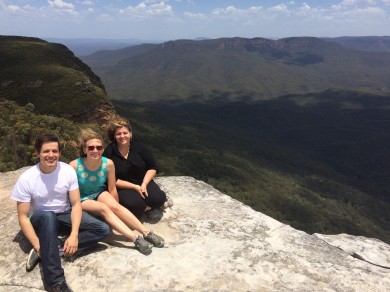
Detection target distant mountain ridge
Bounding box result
[325,36,390,52]
[81,36,390,102]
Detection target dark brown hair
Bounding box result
[34,133,61,153]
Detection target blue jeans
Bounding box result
[30,209,110,287]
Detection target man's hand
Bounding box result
[63,234,78,257]
[67,188,82,257]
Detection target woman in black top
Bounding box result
[103,117,172,219]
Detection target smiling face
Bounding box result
[114,126,132,147]
[37,141,60,173]
[84,138,104,160]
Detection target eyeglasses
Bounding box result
[87,145,104,151]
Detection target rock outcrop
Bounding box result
[0,168,389,291]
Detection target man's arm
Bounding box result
[17,202,41,256]
[63,188,82,257]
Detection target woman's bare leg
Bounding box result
[98,192,149,236]
[81,199,137,241]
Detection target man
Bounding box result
[11,133,111,292]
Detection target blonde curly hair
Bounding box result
[78,128,103,157]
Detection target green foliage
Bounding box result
[113,91,390,243]
[0,36,113,122]
[0,98,93,171]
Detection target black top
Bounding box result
[103,138,158,185]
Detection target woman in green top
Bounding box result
[69,128,165,255]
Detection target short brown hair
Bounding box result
[106,117,132,142]
[35,133,61,153]
[78,128,103,157]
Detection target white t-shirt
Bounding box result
[11,162,79,214]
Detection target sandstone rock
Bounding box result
[0,169,389,291]
[314,233,390,269]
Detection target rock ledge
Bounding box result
[0,169,389,291]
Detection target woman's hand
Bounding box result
[134,183,148,199]
[141,182,149,198]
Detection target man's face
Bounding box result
[37,142,60,169]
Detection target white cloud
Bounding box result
[47,0,79,16]
[212,5,262,18]
[300,3,311,12]
[184,11,206,19]
[269,4,288,13]
[1,0,389,39]
[97,13,113,21]
[48,0,75,10]
[6,4,36,15]
[6,4,23,13]
[248,6,262,13]
[119,1,173,19]
[344,6,387,17]
[212,6,237,16]
[341,0,359,4]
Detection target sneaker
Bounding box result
[26,248,40,272]
[134,235,153,255]
[161,196,174,210]
[50,280,73,292]
[144,230,165,248]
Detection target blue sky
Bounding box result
[1,0,390,41]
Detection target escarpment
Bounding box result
[0,168,389,291]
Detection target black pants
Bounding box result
[118,180,166,219]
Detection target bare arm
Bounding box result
[107,159,119,202]
[69,159,77,170]
[63,188,82,256]
[115,178,146,199]
[17,202,41,256]
[115,178,138,190]
[115,170,157,199]
[140,169,157,195]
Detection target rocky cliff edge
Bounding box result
[0,167,389,291]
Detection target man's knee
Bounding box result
[31,210,57,230]
[82,211,111,237]
[99,221,111,237]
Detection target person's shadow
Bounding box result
[12,230,108,272]
[13,230,31,254]
[142,209,164,224]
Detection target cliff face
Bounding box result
[160,37,329,51]
[0,36,115,123]
[0,168,389,291]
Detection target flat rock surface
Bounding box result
[0,169,389,291]
[314,233,390,268]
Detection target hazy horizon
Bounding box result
[1,1,390,42]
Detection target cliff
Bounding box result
[0,168,389,291]
[0,36,114,123]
